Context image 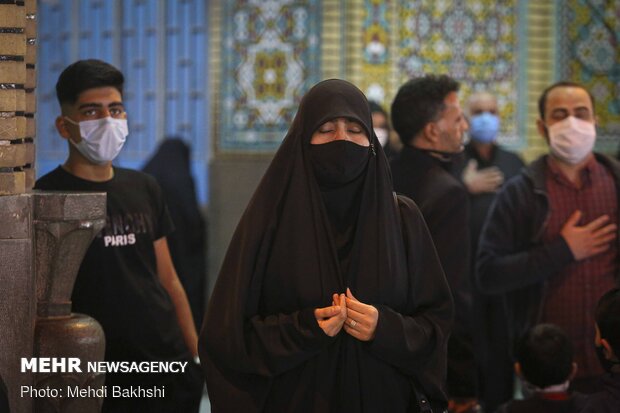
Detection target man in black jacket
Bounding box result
[477,81,620,395]
[390,75,478,411]
[451,91,525,411]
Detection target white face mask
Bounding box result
[374,127,389,147]
[548,116,596,165]
[65,116,129,164]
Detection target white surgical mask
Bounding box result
[65,116,128,164]
[548,116,595,165]
[374,127,389,147]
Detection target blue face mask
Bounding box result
[469,112,500,143]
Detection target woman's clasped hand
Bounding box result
[315,288,379,341]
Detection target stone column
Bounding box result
[0,191,108,413]
[0,194,35,413]
[32,192,107,413]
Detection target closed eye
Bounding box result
[574,107,592,120]
[346,121,364,133]
[317,121,336,133]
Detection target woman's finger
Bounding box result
[314,305,340,320]
[345,297,370,314]
[346,287,358,301]
[345,306,366,320]
[343,324,364,340]
[344,324,371,341]
[332,293,341,306]
[346,318,360,329]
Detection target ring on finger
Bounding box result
[350,319,357,328]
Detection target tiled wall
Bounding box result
[556,0,619,153]
[35,0,619,202]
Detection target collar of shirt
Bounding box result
[546,155,596,189]
[535,380,571,400]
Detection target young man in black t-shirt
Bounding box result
[35,59,202,413]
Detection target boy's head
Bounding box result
[515,324,576,389]
[56,59,124,109]
[54,60,128,165]
[595,288,620,369]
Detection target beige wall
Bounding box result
[0,1,36,195]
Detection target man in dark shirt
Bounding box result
[35,59,202,412]
[477,81,620,395]
[390,75,478,411]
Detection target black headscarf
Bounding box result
[200,79,452,412]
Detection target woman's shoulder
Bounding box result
[394,193,425,223]
[395,193,417,210]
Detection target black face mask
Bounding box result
[309,140,370,187]
[595,345,620,373]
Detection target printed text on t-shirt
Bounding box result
[97,212,154,248]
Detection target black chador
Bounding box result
[199,80,453,413]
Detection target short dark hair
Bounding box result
[516,324,573,388]
[537,81,595,121]
[391,74,460,145]
[596,288,620,357]
[56,59,124,106]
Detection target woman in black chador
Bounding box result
[142,137,207,329]
[199,79,453,412]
